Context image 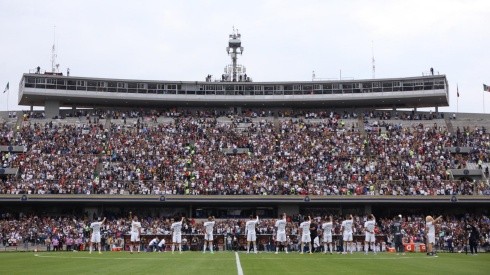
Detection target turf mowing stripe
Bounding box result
[33,254,233,261]
[235,252,244,275]
[245,256,418,260]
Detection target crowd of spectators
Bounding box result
[0,108,489,195]
[1,212,488,253]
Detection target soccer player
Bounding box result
[129,213,142,254]
[364,214,376,255]
[171,216,185,254]
[391,215,405,255]
[274,213,288,254]
[148,237,159,252]
[322,215,333,254]
[341,214,354,254]
[203,216,216,253]
[299,216,312,254]
[245,215,259,253]
[157,237,166,252]
[426,215,443,257]
[89,217,106,254]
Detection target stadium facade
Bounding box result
[18,72,449,119]
[3,30,488,219]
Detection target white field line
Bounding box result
[235,252,244,275]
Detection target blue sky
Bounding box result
[1,0,489,112]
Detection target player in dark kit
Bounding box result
[466,220,480,255]
[310,219,319,252]
[391,215,405,255]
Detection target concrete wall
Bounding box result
[45,100,60,118]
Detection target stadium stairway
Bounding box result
[104,114,112,129]
[273,111,280,132]
[444,117,454,135]
[448,112,490,130]
[358,114,366,138]
[14,112,24,134]
[466,162,489,179]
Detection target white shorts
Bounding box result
[301,234,311,243]
[173,234,182,244]
[247,232,257,242]
[427,233,435,244]
[276,232,287,243]
[365,232,375,243]
[91,232,101,243]
[130,232,140,242]
[204,232,214,241]
[323,234,332,243]
[343,232,353,242]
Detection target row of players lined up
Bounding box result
[85,213,482,257]
[2,213,487,251]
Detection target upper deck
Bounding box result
[19,73,448,112]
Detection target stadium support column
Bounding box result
[45,100,60,118]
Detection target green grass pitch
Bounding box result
[0,251,488,274]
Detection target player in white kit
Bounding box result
[245,215,259,253]
[274,213,288,254]
[89,217,106,254]
[171,216,185,254]
[364,214,376,255]
[299,216,312,254]
[148,237,159,252]
[322,216,333,254]
[157,238,166,252]
[129,213,142,254]
[341,214,354,254]
[426,215,442,256]
[203,216,216,253]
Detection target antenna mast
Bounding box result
[51,25,59,73]
[371,40,375,79]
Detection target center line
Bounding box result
[235,252,244,275]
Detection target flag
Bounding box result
[457,85,459,97]
[3,82,8,93]
[484,84,490,92]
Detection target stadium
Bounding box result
[1,6,490,274]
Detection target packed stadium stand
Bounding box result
[1,109,489,197]
[0,31,488,253]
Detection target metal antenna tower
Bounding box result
[225,28,244,82]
